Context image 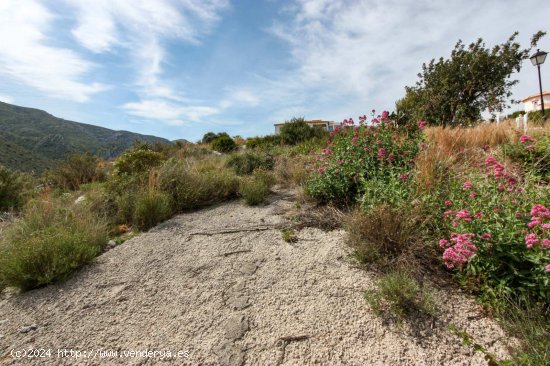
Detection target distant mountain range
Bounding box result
[0,102,172,173]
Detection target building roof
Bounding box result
[521,91,550,102]
[274,119,332,126]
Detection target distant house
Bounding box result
[522,91,550,113]
[274,119,342,134]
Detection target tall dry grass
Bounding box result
[416,122,520,191]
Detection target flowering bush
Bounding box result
[502,133,550,182]
[306,113,424,203]
[438,154,550,303]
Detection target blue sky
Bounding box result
[0,0,549,142]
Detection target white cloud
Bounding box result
[0,0,106,102]
[263,0,550,121]
[123,99,219,125]
[69,0,230,123]
[220,89,260,109]
[0,95,14,104]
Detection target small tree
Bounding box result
[211,135,237,153]
[202,132,229,144]
[280,117,326,145]
[396,31,546,127]
[48,153,105,190]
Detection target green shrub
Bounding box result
[46,153,105,190]
[527,109,550,126]
[245,135,282,149]
[365,271,437,322]
[211,135,237,153]
[0,165,33,211]
[202,132,229,144]
[80,182,117,222]
[158,158,239,210]
[279,117,326,145]
[0,198,108,290]
[306,116,423,203]
[132,190,173,231]
[239,170,274,206]
[114,145,164,176]
[360,175,411,211]
[226,151,274,175]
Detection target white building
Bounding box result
[274,120,342,134]
[522,91,550,113]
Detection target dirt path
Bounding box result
[1,190,509,365]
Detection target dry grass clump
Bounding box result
[425,122,514,154]
[345,204,436,276]
[273,154,313,187]
[292,204,344,231]
[157,157,239,211]
[416,122,517,191]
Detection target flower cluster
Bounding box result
[484,156,518,192]
[439,233,478,270]
[519,134,535,150]
[524,204,550,249]
[307,111,423,202]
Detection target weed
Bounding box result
[365,271,437,323]
[281,228,297,243]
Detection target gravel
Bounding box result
[0,190,509,365]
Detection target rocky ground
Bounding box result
[0,190,509,365]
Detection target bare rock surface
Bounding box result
[0,190,508,365]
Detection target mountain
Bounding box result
[0,102,171,173]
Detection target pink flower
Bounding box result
[480,233,492,241]
[381,111,389,119]
[542,223,550,230]
[417,120,427,129]
[519,134,534,143]
[377,148,386,158]
[463,181,473,190]
[442,233,478,270]
[525,233,539,249]
[443,210,454,218]
[531,204,550,218]
[439,239,449,248]
[469,192,477,199]
[475,212,483,219]
[528,217,542,228]
[485,156,497,167]
[399,173,409,181]
[351,137,359,143]
[541,239,550,248]
[545,264,550,273]
[456,209,472,222]
[444,200,453,207]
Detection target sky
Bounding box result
[0,0,549,142]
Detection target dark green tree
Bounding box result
[279,117,326,145]
[202,132,229,144]
[396,31,546,127]
[211,135,237,153]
